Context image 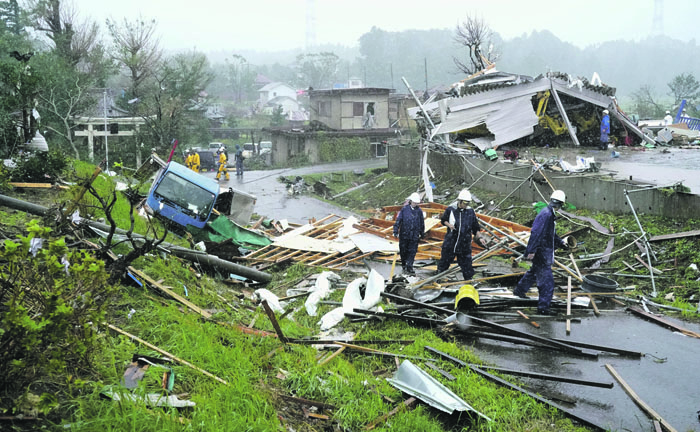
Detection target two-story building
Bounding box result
[267,86,409,165]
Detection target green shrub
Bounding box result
[319,135,371,162]
[0,220,114,397]
[9,150,69,182]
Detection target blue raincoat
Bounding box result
[600,114,610,148]
[437,206,481,280]
[514,205,567,312]
[393,205,425,273]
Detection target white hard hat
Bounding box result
[551,189,566,203]
[602,109,609,114]
[457,189,472,201]
[219,146,225,152]
[408,192,421,203]
[666,110,670,114]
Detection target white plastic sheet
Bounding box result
[318,269,386,330]
[254,289,284,313]
[305,271,340,316]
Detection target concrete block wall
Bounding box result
[388,146,700,219]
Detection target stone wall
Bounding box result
[388,146,700,219]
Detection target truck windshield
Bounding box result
[153,172,216,218]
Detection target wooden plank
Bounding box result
[261,300,288,343]
[587,294,601,316]
[128,266,211,319]
[649,229,700,242]
[622,260,637,272]
[280,395,336,410]
[635,254,662,274]
[364,397,417,431]
[318,346,346,366]
[107,323,228,385]
[251,216,265,230]
[627,306,700,338]
[605,364,678,432]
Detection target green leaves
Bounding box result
[0,219,114,397]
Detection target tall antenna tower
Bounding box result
[652,0,664,36]
[305,0,317,51]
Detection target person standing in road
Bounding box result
[436,189,487,281]
[513,190,569,315]
[215,146,230,182]
[190,149,200,173]
[600,109,610,150]
[234,144,244,177]
[184,149,193,170]
[393,192,425,276]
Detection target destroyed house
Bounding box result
[309,87,392,130]
[409,71,653,150]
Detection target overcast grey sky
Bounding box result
[69,0,699,52]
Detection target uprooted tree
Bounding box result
[453,14,499,75]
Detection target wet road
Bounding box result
[201,159,388,224]
[465,301,700,432]
[538,146,700,194]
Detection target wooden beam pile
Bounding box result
[240,203,531,270]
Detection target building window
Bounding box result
[318,101,331,117]
[353,102,364,117]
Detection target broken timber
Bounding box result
[107,323,228,385]
[382,292,594,357]
[605,364,678,432]
[627,306,700,339]
[424,346,605,431]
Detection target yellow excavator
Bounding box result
[535,90,568,136]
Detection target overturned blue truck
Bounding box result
[136,155,270,256]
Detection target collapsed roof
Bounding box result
[408,70,653,151]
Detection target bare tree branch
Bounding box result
[452,15,499,75]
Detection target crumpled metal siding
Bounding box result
[386,360,492,421]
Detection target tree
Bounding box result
[295,52,338,89]
[27,0,101,66]
[0,0,22,35]
[667,72,700,105]
[34,53,98,159]
[631,85,665,119]
[226,54,255,103]
[106,16,162,99]
[453,14,499,75]
[131,51,214,149]
[270,105,285,126]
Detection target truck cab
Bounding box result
[146,161,218,229]
[145,160,257,231]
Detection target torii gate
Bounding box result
[73,116,149,166]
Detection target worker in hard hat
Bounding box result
[599,109,610,150]
[392,192,425,276]
[513,189,570,315]
[184,149,193,169]
[215,146,230,182]
[190,149,200,173]
[436,189,488,281]
[663,110,673,126]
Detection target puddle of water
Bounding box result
[464,304,700,431]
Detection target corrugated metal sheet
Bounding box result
[387,360,492,420]
[434,96,538,151]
